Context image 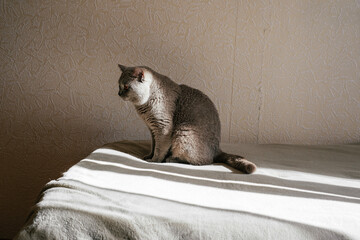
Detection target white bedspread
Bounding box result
[16,141,360,239]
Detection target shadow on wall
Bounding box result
[1,0,360,238]
[1,1,197,238]
[1,115,113,238]
[1,58,156,236]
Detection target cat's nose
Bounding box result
[118,90,122,96]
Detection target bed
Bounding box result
[16,140,360,240]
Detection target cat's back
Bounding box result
[177,84,215,110]
[174,84,221,132]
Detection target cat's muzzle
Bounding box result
[118,90,130,101]
[118,89,126,97]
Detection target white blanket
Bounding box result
[16,141,360,239]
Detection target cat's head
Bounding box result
[117,65,153,105]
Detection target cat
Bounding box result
[117,65,256,174]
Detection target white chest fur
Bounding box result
[136,98,172,136]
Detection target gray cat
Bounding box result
[117,65,256,174]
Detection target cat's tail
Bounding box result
[214,151,256,174]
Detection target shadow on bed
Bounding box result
[16,140,359,239]
[19,178,350,240]
[80,154,360,204]
[102,140,360,179]
[81,141,360,204]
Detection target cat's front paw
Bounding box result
[165,157,188,164]
[145,156,163,163]
[143,154,153,161]
[143,155,162,163]
[165,157,181,163]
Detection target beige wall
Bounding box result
[1,0,359,238]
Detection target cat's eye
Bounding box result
[124,85,129,90]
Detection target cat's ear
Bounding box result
[118,64,127,72]
[134,68,144,82]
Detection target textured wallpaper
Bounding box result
[1,0,359,238]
